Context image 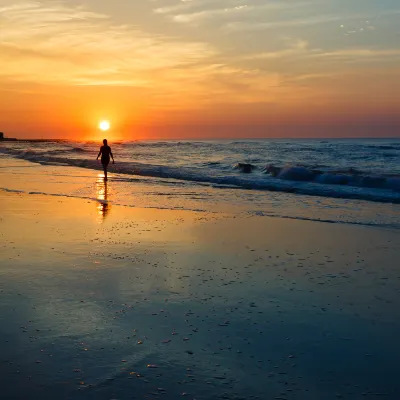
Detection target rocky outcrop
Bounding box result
[0,132,17,141]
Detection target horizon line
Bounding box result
[6,136,400,141]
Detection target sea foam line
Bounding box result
[1,148,399,204]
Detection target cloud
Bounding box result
[0,0,311,106]
[219,6,400,33]
[172,5,249,24]
[2,0,399,114]
[244,38,400,62]
[221,14,346,33]
[318,48,400,59]
[153,0,222,15]
[243,39,311,60]
[0,0,216,86]
[153,0,312,25]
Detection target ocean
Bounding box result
[1,138,399,229]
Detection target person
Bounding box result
[96,139,114,180]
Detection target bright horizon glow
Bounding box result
[99,121,110,132]
[0,0,399,139]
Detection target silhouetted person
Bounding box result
[96,139,114,180]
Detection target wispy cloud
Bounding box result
[2,0,400,122]
[0,0,317,106]
[243,39,311,60]
[220,6,400,33]
[221,14,346,33]
[0,0,216,86]
[172,5,250,24]
[318,48,400,58]
[244,39,400,62]
[153,0,312,25]
[153,0,223,15]
[171,3,312,24]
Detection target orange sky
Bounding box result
[1,0,399,139]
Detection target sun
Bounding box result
[99,120,110,131]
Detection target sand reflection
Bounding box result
[96,174,110,222]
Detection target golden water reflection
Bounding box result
[96,174,110,223]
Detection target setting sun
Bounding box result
[99,120,110,131]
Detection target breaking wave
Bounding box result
[263,164,400,191]
[0,146,399,204]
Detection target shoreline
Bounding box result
[1,152,399,210]
[1,156,399,230]
[1,187,398,231]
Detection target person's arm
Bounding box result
[110,148,115,163]
[96,147,102,160]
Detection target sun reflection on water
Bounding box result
[96,174,110,223]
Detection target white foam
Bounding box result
[1,143,399,204]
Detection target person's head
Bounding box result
[103,139,108,145]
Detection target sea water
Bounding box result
[1,138,399,228]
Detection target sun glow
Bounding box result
[99,120,110,131]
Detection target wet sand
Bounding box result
[1,190,400,400]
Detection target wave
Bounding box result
[42,147,88,155]
[233,163,257,173]
[1,147,399,204]
[366,144,400,150]
[71,147,87,152]
[124,141,212,148]
[264,164,400,191]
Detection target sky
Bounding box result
[1,0,400,139]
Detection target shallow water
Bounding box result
[1,151,400,230]
[1,138,399,203]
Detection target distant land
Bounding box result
[0,132,17,141]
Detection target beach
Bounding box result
[2,0,400,396]
[1,156,400,400]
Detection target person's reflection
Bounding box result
[96,174,110,222]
